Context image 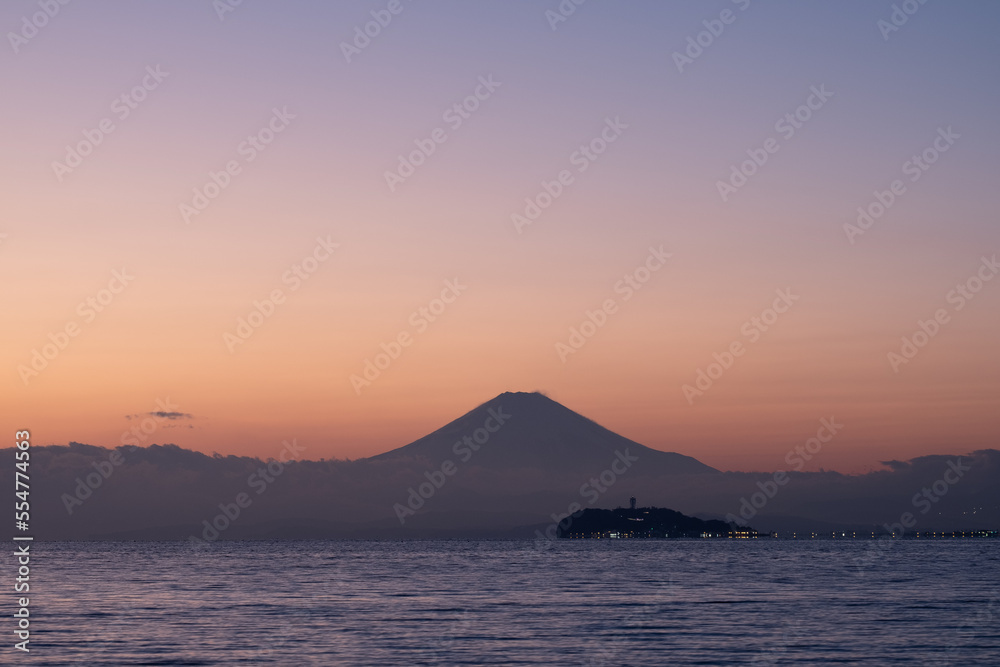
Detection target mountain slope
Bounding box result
[369,391,718,475]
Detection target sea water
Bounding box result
[7,539,999,665]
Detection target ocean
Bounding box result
[9,539,999,665]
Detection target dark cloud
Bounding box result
[4,442,998,541]
[125,411,194,421]
[150,411,193,420]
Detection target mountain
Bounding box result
[368,391,718,476]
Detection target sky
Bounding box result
[2,0,998,473]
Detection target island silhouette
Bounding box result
[558,498,758,539]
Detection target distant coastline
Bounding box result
[556,502,998,540]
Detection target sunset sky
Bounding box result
[3,1,999,473]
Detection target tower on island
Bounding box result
[630,496,636,510]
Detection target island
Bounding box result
[557,497,758,539]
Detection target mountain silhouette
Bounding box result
[369,391,718,475]
[6,431,999,540]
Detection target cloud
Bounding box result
[125,411,193,421]
[7,442,998,540]
[150,411,193,420]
